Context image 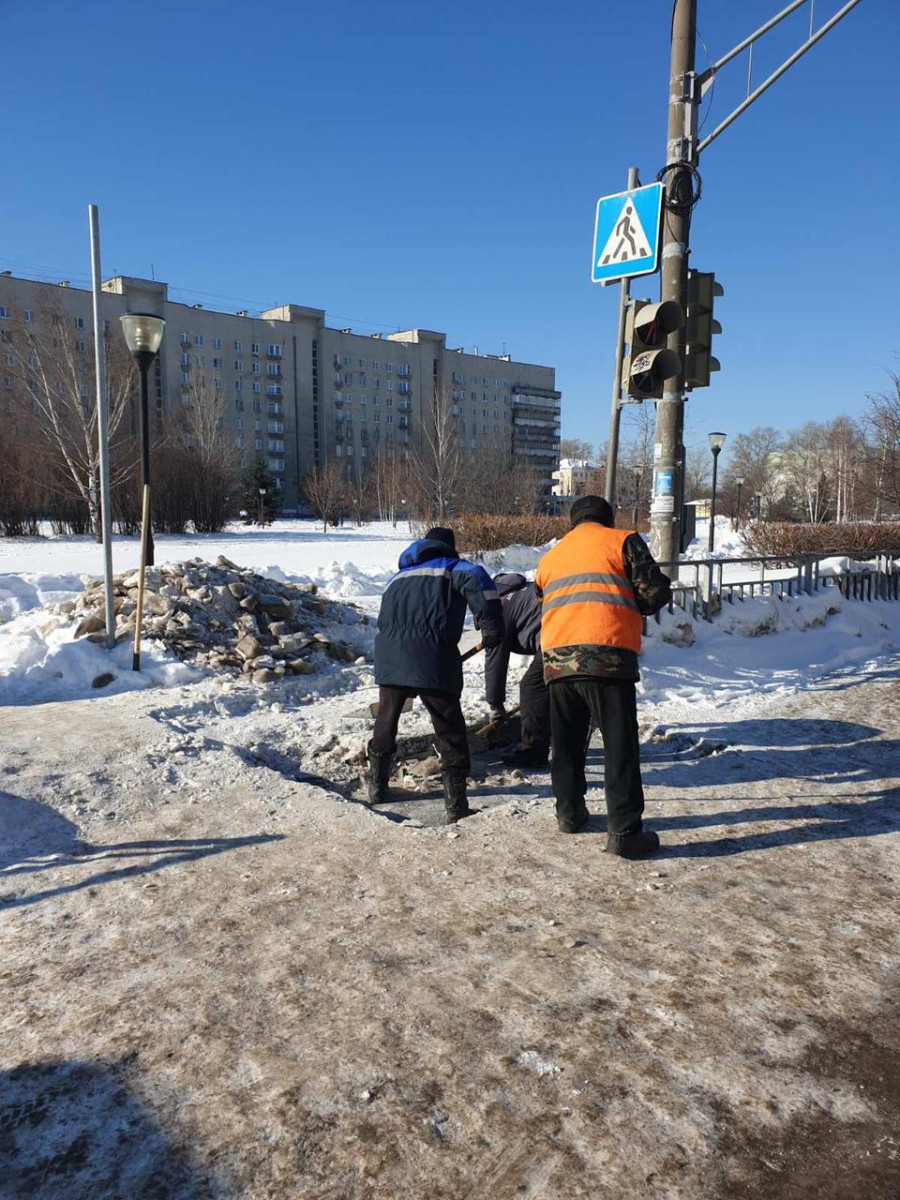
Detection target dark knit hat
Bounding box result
[570,495,614,528]
[424,526,456,552]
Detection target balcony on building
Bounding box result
[397,399,411,412]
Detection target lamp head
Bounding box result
[735,476,746,486]
[708,431,727,453]
[119,313,165,357]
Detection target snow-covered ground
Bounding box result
[1,518,898,718]
[3,522,900,1196]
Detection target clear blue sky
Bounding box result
[4,0,898,454]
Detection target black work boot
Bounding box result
[604,828,661,859]
[502,746,550,770]
[557,806,590,834]
[441,769,475,824]
[365,746,393,805]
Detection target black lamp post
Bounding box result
[707,431,726,553]
[734,476,745,530]
[120,313,165,566]
[258,486,267,526]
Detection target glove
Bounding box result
[489,706,507,723]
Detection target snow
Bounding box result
[2,519,900,728]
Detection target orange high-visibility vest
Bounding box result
[535,523,642,654]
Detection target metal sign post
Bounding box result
[88,204,116,650]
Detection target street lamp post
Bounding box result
[755,491,763,521]
[120,313,165,673]
[734,476,745,530]
[707,432,727,554]
[258,487,267,526]
[120,313,165,567]
[632,465,643,530]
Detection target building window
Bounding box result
[268,421,284,434]
[251,342,260,354]
[235,435,244,448]
[358,358,366,368]
[373,411,380,422]
[215,377,224,389]
[266,363,281,377]
[359,394,366,404]
[268,439,285,453]
[253,399,261,413]
[180,352,190,367]
[386,380,393,391]
[235,378,244,390]
[267,344,281,357]
[180,372,190,385]
[234,360,243,371]
[75,317,85,330]
[343,356,352,367]
[212,337,221,350]
[398,364,410,376]
[386,414,393,424]
[255,438,263,451]
[23,309,33,323]
[269,458,285,473]
[180,331,189,344]
[236,417,244,429]
[373,360,380,370]
[235,398,244,412]
[213,357,223,369]
[373,377,379,389]
[234,340,242,351]
[252,380,260,393]
[266,384,282,396]
[0,307,10,319]
[252,362,260,374]
[386,362,393,373]
[194,335,203,346]
[386,396,393,408]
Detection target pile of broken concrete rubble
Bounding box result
[57,556,369,684]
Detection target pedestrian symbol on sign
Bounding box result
[598,200,652,267]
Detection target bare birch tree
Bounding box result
[409,376,460,524]
[6,303,135,539]
[303,460,347,532]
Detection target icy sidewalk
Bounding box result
[1,663,899,1197]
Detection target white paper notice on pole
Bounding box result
[651,496,675,513]
[654,442,662,460]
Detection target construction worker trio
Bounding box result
[367,496,671,859]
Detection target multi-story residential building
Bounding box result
[0,271,561,508]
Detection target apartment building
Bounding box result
[0,271,561,507]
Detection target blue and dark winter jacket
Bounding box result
[374,537,505,694]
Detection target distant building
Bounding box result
[0,271,561,508]
[551,458,605,501]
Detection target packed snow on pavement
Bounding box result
[2,519,900,1197]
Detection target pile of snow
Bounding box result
[0,572,84,623]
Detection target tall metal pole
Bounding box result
[651,0,697,565]
[708,446,721,553]
[88,205,116,650]
[137,353,155,566]
[604,166,639,511]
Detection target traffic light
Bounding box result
[622,299,684,400]
[684,270,723,390]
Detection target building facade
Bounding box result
[0,271,561,508]
[551,458,605,500]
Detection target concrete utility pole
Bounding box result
[650,0,697,565]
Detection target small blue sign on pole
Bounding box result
[591,182,664,285]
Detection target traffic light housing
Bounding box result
[684,270,723,390]
[622,299,684,400]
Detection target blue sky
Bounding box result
[4,0,898,454]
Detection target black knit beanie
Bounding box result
[570,495,614,528]
[424,526,456,552]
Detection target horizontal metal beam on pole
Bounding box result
[698,0,808,88]
[698,0,863,154]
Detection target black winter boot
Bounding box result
[441,769,475,824]
[604,828,660,859]
[366,746,393,805]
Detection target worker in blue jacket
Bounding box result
[369,527,504,822]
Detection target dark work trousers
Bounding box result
[519,653,550,754]
[548,678,645,834]
[371,686,470,773]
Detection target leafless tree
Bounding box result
[5,302,136,539]
[303,460,348,532]
[172,366,241,531]
[863,373,900,519]
[409,376,460,524]
[559,437,595,461]
[371,449,408,525]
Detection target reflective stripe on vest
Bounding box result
[536,526,643,655]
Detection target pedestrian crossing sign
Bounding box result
[591,182,664,284]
